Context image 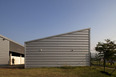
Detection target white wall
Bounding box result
[11,56,24,65]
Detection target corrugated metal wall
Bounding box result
[10,41,24,54]
[25,29,90,68]
[0,37,9,65]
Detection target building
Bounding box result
[25,28,90,68]
[0,35,24,65]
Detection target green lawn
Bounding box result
[91,61,116,68]
[0,66,116,77]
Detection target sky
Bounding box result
[0,0,116,53]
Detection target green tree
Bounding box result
[95,39,116,72]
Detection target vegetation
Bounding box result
[95,39,116,72]
[0,66,116,77]
[1,39,116,77]
[91,61,116,68]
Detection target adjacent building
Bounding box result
[25,28,90,68]
[0,35,24,65]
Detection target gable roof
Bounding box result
[25,28,90,43]
[0,34,24,47]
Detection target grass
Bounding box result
[91,61,116,68]
[0,66,116,77]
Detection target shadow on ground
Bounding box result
[0,64,24,69]
[100,71,111,76]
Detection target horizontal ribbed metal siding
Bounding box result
[26,56,89,60]
[25,29,90,68]
[10,41,24,54]
[0,38,9,65]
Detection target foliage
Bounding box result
[95,39,116,72]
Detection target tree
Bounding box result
[95,39,116,72]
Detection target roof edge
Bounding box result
[25,28,90,43]
[0,34,24,47]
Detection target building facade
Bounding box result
[25,28,90,68]
[0,35,24,65]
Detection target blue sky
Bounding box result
[0,0,116,52]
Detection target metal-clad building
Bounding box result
[0,35,24,65]
[25,28,90,68]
